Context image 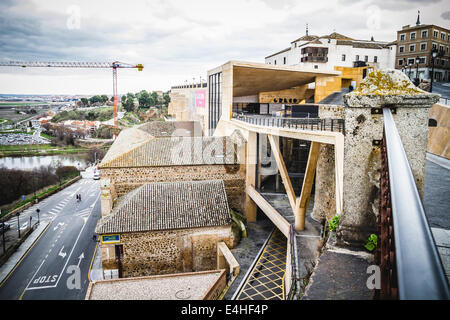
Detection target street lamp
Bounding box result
[415,56,420,86]
[408,61,413,80]
[430,48,442,93]
[36,208,40,224]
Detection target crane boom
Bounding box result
[0,60,144,138]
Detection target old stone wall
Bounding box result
[337,85,439,247]
[312,144,336,221]
[101,165,246,214]
[101,226,234,278]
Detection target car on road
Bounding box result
[0,222,11,232]
[93,172,100,180]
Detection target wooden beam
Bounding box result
[268,134,297,212]
[295,142,321,230]
[247,185,290,237]
[245,131,258,222]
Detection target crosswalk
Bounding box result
[6,179,99,229]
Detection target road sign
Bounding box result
[101,234,120,244]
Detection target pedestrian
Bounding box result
[79,194,81,201]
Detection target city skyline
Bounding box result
[0,0,449,95]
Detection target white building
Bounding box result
[265,31,396,71]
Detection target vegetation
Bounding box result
[0,165,79,207]
[364,234,378,252]
[52,107,114,123]
[0,143,89,157]
[85,147,106,164]
[328,214,341,232]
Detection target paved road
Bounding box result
[0,177,101,300]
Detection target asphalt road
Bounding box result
[0,177,101,300]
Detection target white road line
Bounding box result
[54,192,100,289]
[24,259,46,291]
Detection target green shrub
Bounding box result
[328,214,341,232]
[365,234,378,252]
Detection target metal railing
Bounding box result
[377,108,450,300]
[233,115,345,134]
[438,97,450,106]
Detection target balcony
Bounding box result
[301,56,328,63]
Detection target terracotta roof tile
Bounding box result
[95,180,231,234]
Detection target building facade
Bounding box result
[265,31,396,72]
[395,23,450,82]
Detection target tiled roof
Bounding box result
[95,180,231,234]
[137,121,202,137]
[291,35,319,43]
[265,47,291,59]
[99,136,238,168]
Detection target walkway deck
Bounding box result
[234,228,287,300]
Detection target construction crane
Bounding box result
[0,60,144,138]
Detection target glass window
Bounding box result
[433,30,438,37]
[342,54,346,61]
[441,33,446,40]
[364,55,368,62]
[400,34,405,41]
[409,44,415,52]
[208,72,222,135]
[399,46,404,53]
[421,30,428,38]
[398,59,403,66]
[374,56,378,63]
[355,55,359,61]
[283,57,286,64]
[410,32,416,40]
[420,43,427,51]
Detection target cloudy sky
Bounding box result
[0,0,449,95]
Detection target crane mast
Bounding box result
[0,60,144,138]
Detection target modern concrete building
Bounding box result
[395,17,450,82]
[265,29,396,72]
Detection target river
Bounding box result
[0,154,88,170]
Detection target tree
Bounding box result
[122,92,135,112]
[80,98,89,106]
[101,95,109,103]
[137,90,151,108]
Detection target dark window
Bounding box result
[420,43,426,51]
[374,56,378,63]
[208,72,222,135]
[399,46,404,53]
[364,55,368,62]
[409,44,415,52]
[398,59,403,66]
[355,55,359,61]
[421,30,428,38]
[283,57,286,64]
[400,34,405,41]
[342,54,346,61]
[410,32,416,40]
[433,30,438,37]
[274,60,277,65]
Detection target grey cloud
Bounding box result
[442,11,450,20]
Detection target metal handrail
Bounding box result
[233,115,345,134]
[382,108,450,299]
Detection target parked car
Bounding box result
[93,172,100,180]
[0,222,11,232]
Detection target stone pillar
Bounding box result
[100,178,116,217]
[312,144,336,221]
[337,69,439,247]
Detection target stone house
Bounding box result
[98,124,246,216]
[95,180,236,278]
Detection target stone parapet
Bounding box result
[337,69,439,247]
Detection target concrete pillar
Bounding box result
[245,131,258,222]
[337,69,440,247]
[100,178,114,217]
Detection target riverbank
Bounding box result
[0,144,89,158]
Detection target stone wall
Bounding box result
[100,164,246,214]
[336,69,439,247]
[101,226,234,278]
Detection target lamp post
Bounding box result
[16,212,20,238]
[36,208,40,225]
[408,61,413,79]
[415,56,420,86]
[430,48,439,93]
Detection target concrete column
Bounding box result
[245,131,258,222]
[337,69,440,247]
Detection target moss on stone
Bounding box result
[352,69,423,96]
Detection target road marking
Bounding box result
[54,192,100,289]
[58,246,67,259]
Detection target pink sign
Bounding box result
[195,90,206,108]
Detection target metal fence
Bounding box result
[234,115,345,134]
[377,108,450,299]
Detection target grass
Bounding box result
[0,102,45,106]
[40,132,53,140]
[0,143,89,157]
